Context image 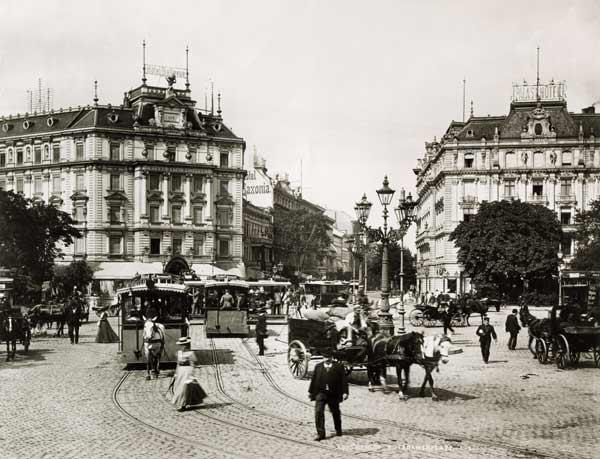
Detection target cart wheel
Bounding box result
[288,340,310,380]
[555,334,569,369]
[570,351,580,365]
[535,338,548,364]
[409,309,423,327]
[594,345,600,368]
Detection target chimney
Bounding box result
[582,106,596,114]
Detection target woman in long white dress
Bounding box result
[168,337,207,411]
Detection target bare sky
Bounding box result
[1,0,599,246]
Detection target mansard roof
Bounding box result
[453,100,600,141]
[0,84,241,142]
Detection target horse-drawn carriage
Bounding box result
[408,303,466,328]
[287,318,369,379]
[525,305,600,369]
[0,273,31,360]
[287,316,454,400]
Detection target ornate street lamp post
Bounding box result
[557,251,563,307]
[354,193,372,295]
[346,238,357,301]
[394,189,417,333]
[355,177,415,335]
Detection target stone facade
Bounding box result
[0,77,245,281]
[242,199,273,279]
[414,81,600,295]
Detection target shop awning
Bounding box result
[91,262,164,280]
[190,263,228,277]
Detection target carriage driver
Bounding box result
[339,306,368,346]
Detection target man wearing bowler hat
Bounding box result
[255,307,268,356]
[309,352,349,441]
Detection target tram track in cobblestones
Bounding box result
[112,371,239,457]
[205,337,348,457]
[240,340,570,459]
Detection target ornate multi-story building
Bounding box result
[0,74,245,291]
[242,198,273,279]
[414,80,600,295]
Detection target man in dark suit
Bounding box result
[505,308,521,350]
[65,290,83,344]
[255,308,268,356]
[476,316,497,363]
[308,354,349,441]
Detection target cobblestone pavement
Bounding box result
[0,308,598,458]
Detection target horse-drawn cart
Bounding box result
[529,304,600,369]
[287,318,368,379]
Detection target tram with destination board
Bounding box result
[117,273,190,364]
[185,278,250,336]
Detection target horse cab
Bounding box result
[117,273,190,364]
[0,271,31,359]
[185,277,250,337]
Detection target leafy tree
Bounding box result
[449,200,562,295]
[273,207,332,275]
[52,260,94,299]
[571,199,600,270]
[367,243,416,292]
[0,190,81,284]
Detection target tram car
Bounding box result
[185,278,250,337]
[247,279,292,313]
[302,280,350,307]
[117,273,190,364]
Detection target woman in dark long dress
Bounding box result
[95,311,119,343]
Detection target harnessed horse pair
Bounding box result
[142,317,165,380]
[368,332,452,400]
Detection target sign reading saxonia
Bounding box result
[244,167,274,208]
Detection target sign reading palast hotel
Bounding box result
[414,80,600,295]
[0,68,246,288]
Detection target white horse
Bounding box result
[416,333,452,400]
[143,317,165,380]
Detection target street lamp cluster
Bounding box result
[354,176,417,333]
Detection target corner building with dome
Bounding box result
[414,81,600,296]
[0,75,245,292]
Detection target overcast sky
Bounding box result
[1,0,599,246]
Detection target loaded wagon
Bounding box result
[287,317,368,379]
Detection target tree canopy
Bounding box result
[272,207,332,274]
[449,200,562,293]
[0,190,81,283]
[367,243,416,292]
[52,260,94,299]
[571,199,600,270]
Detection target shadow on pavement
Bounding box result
[487,360,509,364]
[404,387,478,401]
[0,348,54,367]
[197,402,234,409]
[340,427,379,437]
[193,349,235,365]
